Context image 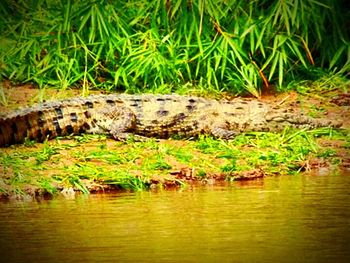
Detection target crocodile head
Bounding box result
[265,111,341,130]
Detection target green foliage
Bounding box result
[165,145,194,163]
[38,178,58,195]
[0,0,348,96]
[195,128,342,176]
[35,141,59,164]
[0,127,348,198]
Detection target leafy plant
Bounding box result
[0,0,348,96]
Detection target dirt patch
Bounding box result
[0,81,103,113]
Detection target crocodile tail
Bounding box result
[0,116,20,146]
[0,103,93,147]
[0,109,57,146]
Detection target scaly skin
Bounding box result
[0,94,341,147]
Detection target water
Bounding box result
[1,173,350,263]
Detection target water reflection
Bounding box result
[1,173,350,262]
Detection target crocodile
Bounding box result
[0,94,341,147]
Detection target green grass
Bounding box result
[0,0,349,96]
[0,127,348,199]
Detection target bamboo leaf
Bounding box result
[278,52,284,87]
[88,6,96,43]
[329,46,346,69]
[287,39,308,68]
[170,0,182,19]
[96,6,110,39]
[269,53,279,81]
[63,0,71,32]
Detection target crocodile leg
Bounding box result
[210,126,239,139]
[93,106,137,141]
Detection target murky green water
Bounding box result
[1,172,350,263]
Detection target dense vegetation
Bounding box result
[0,0,349,96]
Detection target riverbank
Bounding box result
[0,82,349,200]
